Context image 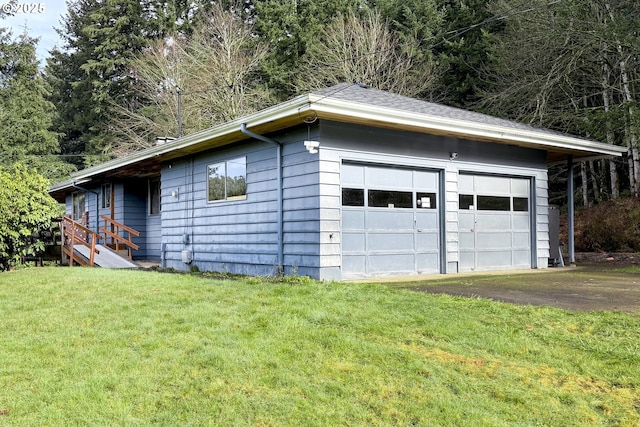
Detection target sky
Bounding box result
[1,0,69,62]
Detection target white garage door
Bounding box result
[341,164,442,278]
[458,175,532,272]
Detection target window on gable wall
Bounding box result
[149,179,161,215]
[207,156,247,202]
[101,183,111,209]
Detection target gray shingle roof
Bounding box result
[312,83,574,140]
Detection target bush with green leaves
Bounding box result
[0,165,60,270]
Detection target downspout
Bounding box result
[240,123,284,270]
[71,182,100,235]
[567,155,575,265]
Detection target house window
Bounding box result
[72,191,86,220]
[101,183,111,209]
[149,179,161,215]
[207,156,247,202]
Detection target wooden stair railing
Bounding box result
[100,215,140,260]
[61,216,101,266]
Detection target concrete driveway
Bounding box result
[396,264,640,312]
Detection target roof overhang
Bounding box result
[49,92,626,201]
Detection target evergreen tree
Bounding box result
[432,0,499,107]
[0,30,74,181]
[47,0,156,166]
[254,0,363,99]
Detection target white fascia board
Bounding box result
[309,95,627,158]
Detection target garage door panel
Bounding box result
[459,213,475,229]
[513,232,530,248]
[511,178,530,196]
[477,232,511,249]
[460,251,474,267]
[513,250,531,265]
[341,164,365,186]
[475,176,511,194]
[343,255,366,272]
[369,254,414,273]
[459,232,475,250]
[417,253,440,273]
[477,250,512,268]
[416,212,438,229]
[513,214,529,230]
[368,210,414,229]
[366,167,412,188]
[369,233,414,251]
[343,233,365,252]
[476,214,510,230]
[343,210,365,229]
[416,233,439,251]
[415,170,438,188]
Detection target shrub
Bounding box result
[0,165,60,270]
[563,197,640,252]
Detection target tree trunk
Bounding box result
[601,53,619,198]
[581,162,589,207]
[619,58,640,196]
[589,161,601,202]
[605,2,640,196]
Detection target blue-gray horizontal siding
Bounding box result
[161,142,284,275]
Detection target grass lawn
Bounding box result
[1,268,639,426]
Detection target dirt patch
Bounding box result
[574,252,640,265]
[402,260,640,313]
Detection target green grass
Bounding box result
[616,266,640,274]
[1,268,639,426]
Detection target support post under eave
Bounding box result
[567,155,576,265]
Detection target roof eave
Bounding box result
[308,95,627,159]
[49,94,314,194]
[50,92,625,197]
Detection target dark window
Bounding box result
[208,157,247,202]
[342,188,365,206]
[459,194,474,210]
[513,197,529,212]
[417,192,437,209]
[101,183,111,209]
[149,179,161,215]
[368,190,413,208]
[477,195,510,211]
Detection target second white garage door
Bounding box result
[458,174,532,272]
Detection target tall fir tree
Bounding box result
[46,0,156,166]
[0,30,74,181]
